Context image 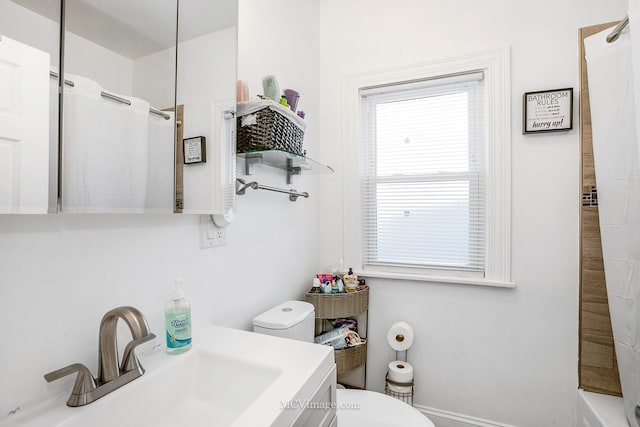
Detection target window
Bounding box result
[343,49,511,287]
[361,73,485,273]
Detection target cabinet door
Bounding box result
[0,36,50,213]
[292,365,337,427]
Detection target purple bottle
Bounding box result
[284,89,300,112]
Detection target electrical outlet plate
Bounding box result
[200,215,226,248]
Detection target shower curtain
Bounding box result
[585,16,640,427]
[61,74,174,213]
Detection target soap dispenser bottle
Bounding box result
[165,278,192,354]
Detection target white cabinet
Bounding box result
[291,365,337,427]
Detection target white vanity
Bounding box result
[2,325,336,427]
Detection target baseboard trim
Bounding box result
[414,403,519,427]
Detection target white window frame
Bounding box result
[342,48,513,288]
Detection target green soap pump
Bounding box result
[165,278,192,354]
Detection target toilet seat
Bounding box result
[336,389,435,427]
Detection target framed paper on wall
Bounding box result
[523,88,573,134]
[183,136,207,164]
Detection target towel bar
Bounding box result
[236,178,308,202]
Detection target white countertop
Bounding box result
[1,324,334,427]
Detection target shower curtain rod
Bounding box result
[49,71,171,120]
[607,16,629,43]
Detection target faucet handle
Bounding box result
[45,363,97,406]
[120,333,156,374]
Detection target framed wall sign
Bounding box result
[523,88,573,134]
[183,136,206,164]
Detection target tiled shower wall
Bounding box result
[579,23,622,396]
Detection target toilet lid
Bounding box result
[252,301,314,330]
[336,389,435,427]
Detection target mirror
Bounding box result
[176,0,237,215]
[0,0,60,214]
[1,0,237,214]
[60,0,178,213]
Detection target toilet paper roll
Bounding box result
[387,360,414,383]
[387,382,413,394]
[387,321,414,351]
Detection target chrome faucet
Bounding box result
[44,306,156,407]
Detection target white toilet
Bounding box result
[253,301,435,427]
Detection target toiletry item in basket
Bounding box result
[336,278,344,293]
[279,96,289,108]
[236,80,244,102]
[284,89,300,112]
[262,75,280,102]
[314,326,350,349]
[331,280,340,294]
[237,80,250,103]
[165,278,192,354]
[242,81,249,101]
[331,318,357,331]
[322,280,333,294]
[343,267,358,291]
[343,267,357,281]
[314,325,365,350]
[311,277,322,293]
[346,281,358,293]
[316,273,333,283]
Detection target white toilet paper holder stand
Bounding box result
[385,350,414,406]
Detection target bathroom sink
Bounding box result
[2,325,335,427]
[57,349,282,427]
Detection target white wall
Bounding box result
[0,0,320,418]
[317,1,626,427]
[64,32,133,96]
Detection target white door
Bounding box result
[0,35,50,213]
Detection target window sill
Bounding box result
[356,270,516,289]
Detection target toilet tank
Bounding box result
[253,301,315,342]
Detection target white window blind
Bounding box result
[360,72,486,274]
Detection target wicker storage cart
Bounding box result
[335,341,367,376]
[306,287,369,388]
[305,287,368,318]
